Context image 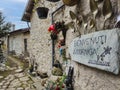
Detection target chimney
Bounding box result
[10,24,15,32]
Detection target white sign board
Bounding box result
[69,29,120,74]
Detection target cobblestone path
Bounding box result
[0,72,36,90]
[0,56,37,90]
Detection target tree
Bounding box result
[0,12,11,37]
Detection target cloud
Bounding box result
[8,0,28,3]
[12,21,28,29]
[8,16,21,19]
[0,0,29,29]
[0,8,4,12]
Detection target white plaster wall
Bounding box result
[9,33,30,56]
[9,34,24,55]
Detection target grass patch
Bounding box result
[6,58,17,67]
[8,55,29,70]
[0,58,17,82]
[0,55,29,82]
[0,70,14,82]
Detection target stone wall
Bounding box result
[30,0,120,90]
[29,0,64,73]
[9,32,30,56]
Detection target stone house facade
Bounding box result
[22,0,120,90]
[8,28,30,57]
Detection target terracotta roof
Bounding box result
[21,0,34,22]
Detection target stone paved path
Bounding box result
[0,69,37,90]
[0,56,37,90]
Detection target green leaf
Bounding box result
[90,0,98,18]
[90,19,95,29]
[102,0,112,20]
[69,11,77,20]
[0,12,11,37]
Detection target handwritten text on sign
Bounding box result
[69,29,120,74]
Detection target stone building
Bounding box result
[8,28,30,57]
[22,0,120,90]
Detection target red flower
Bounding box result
[55,86,60,90]
[62,85,65,88]
[48,24,58,34]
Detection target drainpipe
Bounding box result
[51,4,65,67]
[27,22,30,29]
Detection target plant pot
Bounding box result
[36,7,49,19]
[47,0,60,2]
[37,71,48,79]
[52,67,63,76]
[62,0,78,6]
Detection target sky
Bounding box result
[0,0,28,30]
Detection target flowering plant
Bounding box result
[43,75,66,90]
[48,21,67,39]
[48,23,59,40]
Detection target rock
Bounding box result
[19,76,30,82]
[25,87,30,90]
[4,81,10,86]
[4,76,10,80]
[0,63,7,71]
[15,69,23,73]
[7,74,14,78]
[31,71,37,77]
[33,82,44,90]
[6,66,11,70]
[7,75,15,81]
[1,81,6,85]
[16,87,24,90]
[27,80,33,84]
[9,67,17,70]
[6,88,16,90]
[0,82,3,86]
[10,79,21,87]
[8,78,15,82]
[37,71,48,79]
[15,73,25,78]
[2,85,7,89]
[0,76,4,79]
[22,81,28,85]
[21,84,28,88]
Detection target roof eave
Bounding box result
[21,0,34,22]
